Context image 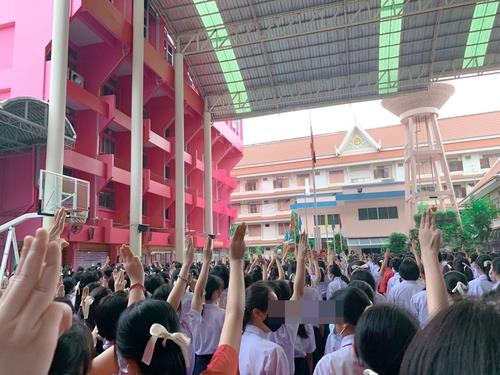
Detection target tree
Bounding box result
[388,232,408,254]
[461,196,498,251]
[414,209,461,248]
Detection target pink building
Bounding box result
[0,0,242,267]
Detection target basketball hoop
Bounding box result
[67,208,88,225]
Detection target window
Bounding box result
[100,137,115,155]
[164,127,171,138]
[278,223,288,235]
[419,185,435,193]
[358,207,398,220]
[329,170,344,184]
[453,184,467,199]
[164,166,170,179]
[245,180,258,191]
[248,224,261,237]
[297,174,310,187]
[448,158,463,172]
[164,208,169,220]
[327,214,341,227]
[480,155,491,169]
[265,224,270,227]
[374,165,391,179]
[249,203,260,214]
[273,177,289,189]
[98,191,115,209]
[314,215,326,226]
[186,175,191,188]
[277,199,290,211]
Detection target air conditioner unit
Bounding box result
[70,70,85,87]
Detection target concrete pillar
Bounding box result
[43,0,70,228]
[203,105,213,235]
[129,0,145,255]
[175,48,185,261]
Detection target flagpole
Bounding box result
[310,112,320,252]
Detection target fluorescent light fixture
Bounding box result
[378,0,405,95]
[462,1,499,69]
[193,0,251,113]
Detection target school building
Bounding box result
[231,111,500,254]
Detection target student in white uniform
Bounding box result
[349,269,386,304]
[387,258,423,313]
[386,257,403,295]
[326,264,348,300]
[355,304,419,375]
[267,234,307,375]
[490,257,500,290]
[468,255,494,297]
[313,287,371,375]
[193,275,225,375]
[239,281,289,375]
[444,271,469,303]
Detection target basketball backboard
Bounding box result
[39,169,90,223]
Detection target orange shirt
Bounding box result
[201,344,239,375]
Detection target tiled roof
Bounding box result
[238,111,500,167]
[468,159,500,196]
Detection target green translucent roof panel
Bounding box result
[193,0,251,113]
[378,0,405,95]
[462,1,499,69]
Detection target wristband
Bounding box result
[178,275,189,284]
[130,282,145,293]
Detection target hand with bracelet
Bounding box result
[120,244,145,306]
[167,235,195,311]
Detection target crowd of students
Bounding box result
[0,208,499,375]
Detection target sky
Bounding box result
[242,74,500,145]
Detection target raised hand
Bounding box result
[230,223,246,260]
[0,229,72,375]
[418,209,442,260]
[296,231,308,261]
[184,235,195,266]
[113,269,126,292]
[120,245,144,286]
[203,236,213,263]
[48,208,69,248]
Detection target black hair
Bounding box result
[95,291,128,341]
[48,319,94,375]
[83,286,112,330]
[244,273,254,289]
[347,261,366,277]
[63,277,76,295]
[145,274,165,295]
[116,299,186,375]
[493,257,500,276]
[329,287,371,326]
[269,280,292,301]
[205,275,224,302]
[329,264,343,277]
[476,255,493,280]
[210,265,229,289]
[355,304,419,375]
[452,258,474,282]
[152,284,173,301]
[243,281,274,329]
[350,269,376,292]
[400,299,500,375]
[398,258,420,281]
[444,271,469,299]
[54,296,75,313]
[390,257,403,272]
[349,280,375,303]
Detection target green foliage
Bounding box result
[331,233,348,254]
[254,246,264,255]
[230,223,238,238]
[414,209,461,247]
[388,232,408,254]
[461,196,498,251]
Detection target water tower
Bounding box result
[382,83,459,229]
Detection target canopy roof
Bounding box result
[151,0,500,120]
[0,97,76,154]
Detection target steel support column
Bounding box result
[175,49,185,261]
[203,104,213,235]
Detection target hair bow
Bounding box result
[364,370,379,375]
[351,264,369,272]
[452,281,468,296]
[142,323,191,367]
[483,260,492,268]
[81,296,94,320]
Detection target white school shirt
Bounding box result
[268,322,300,375]
[367,261,381,289]
[327,277,348,300]
[493,280,500,290]
[181,308,202,375]
[239,324,289,375]
[313,335,365,375]
[468,274,494,297]
[387,280,423,313]
[410,289,428,328]
[471,263,481,280]
[294,324,316,358]
[194,303,225,355]
[324,331,342,354]
[386,272,401,295]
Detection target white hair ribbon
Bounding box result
[452,281,468,296]
[483,260,492,268]
[75,281,81,293]
[364,370,379,375]
[141,323,191,367]
[81,296,94,320]
[351,264,369,272]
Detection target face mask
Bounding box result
[263,316,285,332]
